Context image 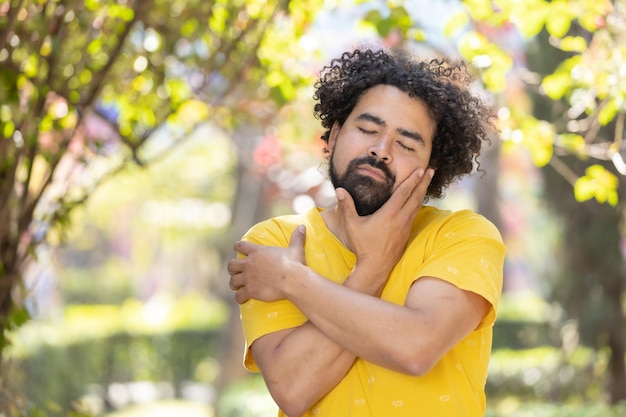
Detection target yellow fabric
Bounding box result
[239,206,505,417]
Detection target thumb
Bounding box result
[336,188,357,220]
[289,224,306,249]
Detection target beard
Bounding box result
[329,154,396,216]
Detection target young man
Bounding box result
[227,48,506,417]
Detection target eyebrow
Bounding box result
[356,112,425,144]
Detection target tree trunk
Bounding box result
[606,209,626,404]
[608,304,626,403]
[475,132,503,233]
[0,267,23,414]
[0,267,20,368]
[214,127,273,400]
[542,160,626,402]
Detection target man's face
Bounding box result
[327,84,436,216]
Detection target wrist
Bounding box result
[347,260,392,295]
[281,262,312,300]
[354,257,394,277]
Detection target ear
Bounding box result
[327,122,340,155]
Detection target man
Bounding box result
[227,48,506,417]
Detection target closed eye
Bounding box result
[358,127,376,135]
[397,141,415,152]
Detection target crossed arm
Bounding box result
[227,169,489,417]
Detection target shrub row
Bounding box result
[6,314,610,416]
[10,329,221,415]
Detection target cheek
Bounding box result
[393,160,429,187]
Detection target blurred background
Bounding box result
[1,0,626,416]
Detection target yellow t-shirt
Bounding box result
[239,206,505,417]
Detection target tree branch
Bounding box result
[0,0,24,51]
[82,0,151,110]
[549,155,579,187]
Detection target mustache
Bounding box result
[347,156,395,185]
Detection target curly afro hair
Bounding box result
[313,48,495,200]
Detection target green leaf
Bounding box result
[520,117,554,167]
[7,306,31,330]
[598,99,618,125]
[545,2,573,38]
[463,0,496,21]
[574,164,619,206]
[388,6,412,32]
[362,6,411,38]
[512,0,549,38]
[181,18,199,37]
[363,9,383,27]
[22,54,39,78]
[558,133,585,156]
[541,72,571,100]
[577,0,612,32]
[483,67,507,93]
[444,11,470,38]
[574,176,595,202]
[558,36,587,52]
[2,121,15,138]
[168,99,209,128]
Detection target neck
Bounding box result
[320,205,352,251]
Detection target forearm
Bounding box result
[283,263,432,375]
[255,265,391,415]
[255,321,354,416]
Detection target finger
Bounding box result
[227,258,242,275]
[380,168,424,213]
[382,168,434,218]
[403,168,434,212]
[335,187,358,221]
[233,240,257,256]
[289,224,306,249]
[235,289,249,304]
[229,273,243,291]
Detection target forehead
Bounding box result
[351,85,436,142]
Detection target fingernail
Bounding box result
[428,169,435,178]
[418,169,425,177]
[336,188,345,201]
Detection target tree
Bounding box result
[409,0,624,403]
[456,0,626,403]
[356,0,625,403]
[0,0,321,376]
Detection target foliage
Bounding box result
[217,375,278,417]
[3,0,626,413]
[452,0,626,403]
[357,0,626,404]
[0,0,323,360]
[486,401,626,417]
[6,296,226,415]
[488,346,607,402]
[458,0,622,205]
[217,345,622,417]
[496,291,555,322]
[9,295,227,357]
[49,129,237,314]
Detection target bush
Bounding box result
[486,400,626,417]
[6,296,228,416]
[487,347,608,402]
[217,375,278,417]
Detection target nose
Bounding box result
[368,139,392,162]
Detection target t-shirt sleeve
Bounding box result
[238,219,308,372]
[416,210,506,329]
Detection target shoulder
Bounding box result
[242,208,323,246]
[416,206,503,243]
